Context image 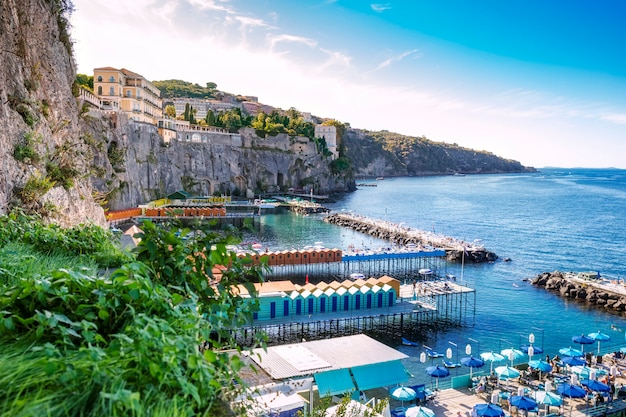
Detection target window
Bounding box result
[97,86,102,95]
[109,76,114,82]
[109,86,114,95]
[126,90,131,97]
[97,76,102,82]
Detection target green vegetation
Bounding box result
[76,73,94,91]
[16,171,55,207]
[0,211,265,416]
[251,108,315,139]
[153,80,218,99]
[14,131,42,164]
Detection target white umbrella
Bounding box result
[534,390,563,415]
[480,351,505,373]
[405,406,436,417]
[501,348,524,366]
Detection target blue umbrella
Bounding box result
[559,347,584,357]
[528,359,552,380]
[460,356,485,378]
[581,379,610,392]
[572,334,595,352]
[557,383,587,398]
[561,355,586,366]
[390,386,417,407]
[510,395,538,411]
[425,365,449,389]
[588,331,611,355]
[473,403,505,417]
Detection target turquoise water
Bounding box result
[250,168,626,385]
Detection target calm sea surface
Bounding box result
[249,168,626,385]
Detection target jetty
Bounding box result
[324,213,497,263]
[532,270,626,312]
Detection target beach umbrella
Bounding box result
[534,390,563,415]
[581,379,610,392]
[509,395,538,411]
[495,365,521,379]
[559,347,584,357]
[561,355,586,366]
[480,351,505,373]
[571,365,608,379]
[557,383,586,398]
[425,365,449,389]
[405,406,436,417]
[501,348,524,366]
[572,334,595,352]
[390,386,416,408]
[460,355,485,378]
[588,331,611,355]
[473,403,505,417]
[528,359,552,380]
[495,365,520,388]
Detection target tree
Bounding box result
[164,104,177,118]
[184,103,191,121]
[205,110,216,126]
[75,73,93,90]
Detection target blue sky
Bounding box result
[71,0,626,168]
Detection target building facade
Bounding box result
[93,67,163,125]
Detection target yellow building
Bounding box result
[93,67,163,125]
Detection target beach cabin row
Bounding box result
[105,207,142,222]
[236,277,400,321]
[239,249,343,266]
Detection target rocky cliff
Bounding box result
[87,118,353,211]
[343,129,535,177]
[0,0,105,226]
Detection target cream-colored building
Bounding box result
[93,67,162,125]
[314,125,338,159]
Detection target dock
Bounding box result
[324,213,497,263]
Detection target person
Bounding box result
[457,412,463,417]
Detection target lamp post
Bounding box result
[468,338,480,355]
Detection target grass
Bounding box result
[0,243,99,286]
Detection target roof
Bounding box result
[167,190,193,200]
[245,334,408,380]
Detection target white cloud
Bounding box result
[371,49,421,72]
[601,113,626,125]
[371,3,392,12]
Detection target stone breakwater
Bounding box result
[323,213,497,263]
[531,271,626,312]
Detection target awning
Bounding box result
[351,360,408,390]
[314,368,356,397]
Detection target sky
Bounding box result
[70,0,626,169]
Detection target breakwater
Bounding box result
[323,213,497,263]
[531,271,626,312]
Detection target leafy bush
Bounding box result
[0,215,265,416]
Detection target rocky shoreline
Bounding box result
[531,271,626,312]
[324,212,498,263]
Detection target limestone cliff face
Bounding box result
[0,0,106,226]
[343,129,535,177]
[88,119,352,210]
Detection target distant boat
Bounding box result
[419,268,433,275]
[443,359,461,368]
[402,337,420,347]
[376,176,385,180]
[426,349,444,358]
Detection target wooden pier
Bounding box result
[235,281,476,347]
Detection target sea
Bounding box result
[247,168,626,386]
